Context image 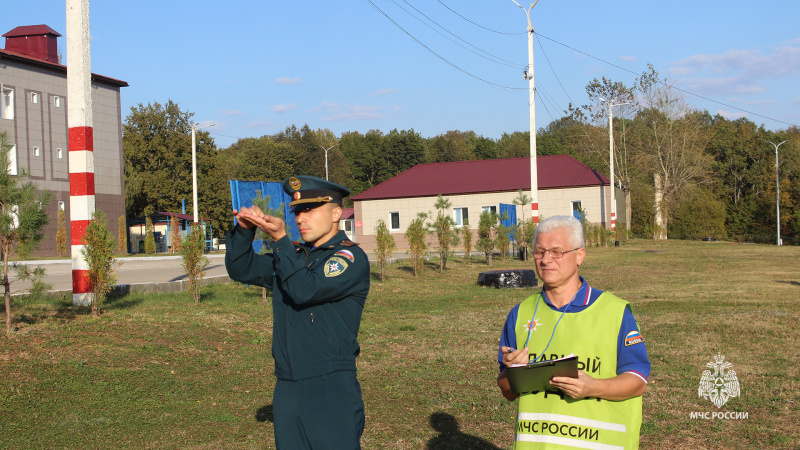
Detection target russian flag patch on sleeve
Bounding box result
[335,249,355,262]
[625,330,644,346]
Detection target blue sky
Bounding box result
[5,1,800,148]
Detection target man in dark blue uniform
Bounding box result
[225,176,370,449]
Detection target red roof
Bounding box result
[1,25,128,87]
[341,208,354,220]
[2,25,61,38]
[351,155,609,201]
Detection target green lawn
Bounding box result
[1,239,798,449]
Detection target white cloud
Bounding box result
[368,88,398,97]
[269,103,297,113]
[619,55,636,62]
[322,105,385,122]
[668,41,800,96]
[218,109,244,116]
[309,100,338,112]
[275,77,301,84]
[715,109,748,121]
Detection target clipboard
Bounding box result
[505,355,579,394]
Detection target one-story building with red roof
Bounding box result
[349,155,624,251]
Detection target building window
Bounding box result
[572,201,584,221]
[7,145,17,175]
[57,148,63,159]
[54,96,61,108]
[454,207,469,227]
[482,205,497,215]
[30,92,38,104]
[58,201,65,211]
[33,146,40,157]
[344,220,353,233]
[389,212,400,231]
[1,88,13,119]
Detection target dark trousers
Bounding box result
[273,371,364,450]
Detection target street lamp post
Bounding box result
[598,97,630,235]
[513,0,540,224]
[767,140,788,246]
[321,144,337,180]
[191,123,214,225]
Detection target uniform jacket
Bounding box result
[225,227,370,381]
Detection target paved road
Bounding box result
[8,250,419,295]
[8,254,230,294]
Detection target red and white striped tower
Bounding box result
[66,0,95,306]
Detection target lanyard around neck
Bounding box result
[523,286,588,362]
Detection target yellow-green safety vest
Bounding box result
[513,291,642,450]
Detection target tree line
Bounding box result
[123,67,799,244]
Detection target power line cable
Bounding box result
[437,0,524,35]
[396,0,521,68]
[367,0,523,91]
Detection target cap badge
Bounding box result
[289,177,302,191]
[293,192,301,200]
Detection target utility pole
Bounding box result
[513,0,540,223]
[191,123,213,224]
[599,97,630,235]
[66,0,95,306]
[767,140,787,246]
[321,144,337,180]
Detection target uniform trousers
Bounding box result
[273,370,364,449]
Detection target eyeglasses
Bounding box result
[532,248,580,260]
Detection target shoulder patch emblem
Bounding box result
[335,249,355,262]
[324,256,349,277]
[625,330,644,346]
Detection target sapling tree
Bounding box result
[0,132,53,334]
[81,211,119,315]
[374,219,396,281]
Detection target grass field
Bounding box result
[1,239,798,449]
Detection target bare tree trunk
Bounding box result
[625,189,632,232]
[654,173,667,239]
[3,248,11,334]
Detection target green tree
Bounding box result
[144,216,155,254]
[477,210,496,266]
[383,129,426,179]
[374,219,396,282]
[117,214,128,254]
[426,130,475,163]
[180,227,209,303]
[81,211,119,315]
[55,208,67,257]
[405,213,428,276]
[669,186,727,239]
[428,195,460,272]
[0,132,53,334]
[496,131,530,158]
[496,222,510,260]
[461,218,472,264]
[632,66,713,239]
[340,130,387,196]
[123,100,218,223]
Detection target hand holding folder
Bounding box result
[505,354,579,394]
